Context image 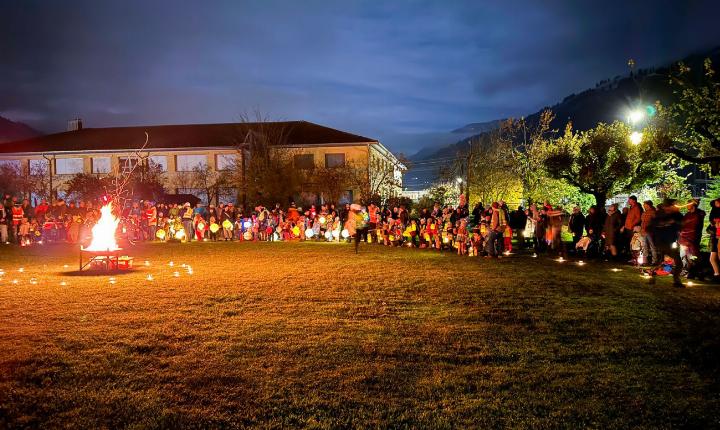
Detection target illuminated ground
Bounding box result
[1,241,720,428]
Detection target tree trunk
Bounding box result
[593,191,607,209]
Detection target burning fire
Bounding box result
[83,203,120,251]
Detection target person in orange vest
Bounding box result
[145,201,157,241]
[11,202,24,244]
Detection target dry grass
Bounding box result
[1,241,720,428]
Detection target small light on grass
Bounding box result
[687,281,695,287]
[556,257,565,263]
[532,253,538,258]
[63,264,69,269]
[169,261,174,267]
[30,278,38,285]
[18,267,24,273]
[109,277,116,285]
[577,261,585,266]
[144,260,150,266]
[146,274,154,281]
[12,279,19,284]
[60,281,68,286]
[173,271,180,278]
[611,268,622,272]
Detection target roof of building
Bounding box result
[0,121,378,154]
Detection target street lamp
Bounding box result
[455,176,463,184]
[629,131,643,145]
[628,109,645,125]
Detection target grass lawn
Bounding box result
[1,241,720,428]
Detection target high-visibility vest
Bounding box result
[12,207,23,225]
[182,208,193,220]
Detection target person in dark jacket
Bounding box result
[708,199,720,280]
[568,206,586,250]
[585,205,605,240]
[603,204,622,257]
[510,206,527,248]
[649,200,684,288]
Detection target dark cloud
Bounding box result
[1,0,719,154]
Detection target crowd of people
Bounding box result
[2,191,718,287]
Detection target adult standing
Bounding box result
[679,199,705,273]
[603,204,622,258]
[621,196,642,256]
[0,202,7,244]
[649,200,684,288]
[708,199,720,281]
[640,200,658,265]
[568,206,586,250]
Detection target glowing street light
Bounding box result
[628,109,645,124]
[456,177,463,184]
[629,131,643,145]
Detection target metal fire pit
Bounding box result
[79,248,133,271]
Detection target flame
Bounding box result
[84,203,120,251]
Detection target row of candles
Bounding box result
[0,260,193,286]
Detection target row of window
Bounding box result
[294,153,345,169]
[0,154,238,175]
[0,151,347,175]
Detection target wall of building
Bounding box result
[0,142,402,204]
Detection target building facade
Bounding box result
[0,121,405,205]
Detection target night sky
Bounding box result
[2,0,719,154]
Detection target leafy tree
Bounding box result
[656,59,720,172]
[543,121,668,207]
[65,174,114,201]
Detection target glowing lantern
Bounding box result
[84,203,120,251]
[341,229,350,238]
[173,271,180,277]
[292,226,300,237]
[324,230,333,240]
[175,230,186,240]
[156,229,166,240]
[197,222,206,231]
[209,223,220,233]
[332,230,340,239]
[243,221,252,229]
[319,216,326,224]
[146,274,154,281]
[222,219,233,230]
[243,231,252,240]
[305,229,315,238]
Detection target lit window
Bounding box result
[148,155,168,172]
[176,154,208,172]
[55,158,84,175]
[325,153,345,168]
[91,157,111,174]
[294,154,314,169]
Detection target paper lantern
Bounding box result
[305,229,315,238]
[292,226,300,237]
[174,230,186,240]
[209,223,220,233]
[243,231,252,240]
[222,219,233,230]
[332,230,340,238]
[325,230,333,240]
[341,229,349,238]
[197,222,206,231]
[156,229,166,240]
[243,221,252,229]
[319,216,326,224]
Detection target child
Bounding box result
[456,219,468,255]
[208,216,219,241]
[470,228,482,257]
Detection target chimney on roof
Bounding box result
[67,118,83,131]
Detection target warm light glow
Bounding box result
[222,219,233,230]
[341,229,350,238]
[319,216,326,224]
[146,274,154,281]
[611,268,622,272]
[629,131,643,145]
[18,267,24,273]
[456,176,463,184]
[671,242,677,249]
[174,230,186,240]
[577,261,585,266]
[84,203,120,251]
[305,229,315,238]
[60,281,68,286]
[628,110,645,124]
[173,271,180,277]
